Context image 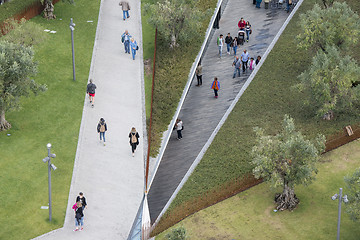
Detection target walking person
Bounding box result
[86,79,96,107]
[241,49,250,73]
[255,55,261,65]
[97,118,107,146]
[217,34,224,58]
[195,62,203,86]
[121,30,132,54]
[211,77,220,98]
[245,21,252,42]
[256,0,262,8]
[175,118,183,140]
[249,57,256,71]
[130,38,138,60]
[286,0,292,13]
[73,202,84,232]
[232,56,241,78]
[76,192,87,210]
[225,33,233,55]
[129,127,140,157]
[238,17,246,30]
[232,37,239,56]
[119,1,130,20]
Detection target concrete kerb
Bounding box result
[32,0,104,238]
[147,0,226,192]
[151,0,305,228]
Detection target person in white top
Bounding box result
[175,118,183,140]
[217,34,224,58]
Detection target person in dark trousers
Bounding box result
[76,192,87,210]
[211,77,220,98]
[129,127,140,157]
[73,202,84,231]
[255,55,261,65]
[256,0,262,8]
[225,33,233,55]
[86,79,96,107]
[195,62,203,86]
[97,118,107,146]
[241,49,249,73]
[175,118,183,140]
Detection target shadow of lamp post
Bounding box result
[42,143,57,221]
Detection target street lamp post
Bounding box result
[69,18,76,81]
[331,188,349,240]
[42,143,57,221]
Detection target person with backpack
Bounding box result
[217,34,224,58]
[129,127,140,157]
[97,118,107,146]
[130,38,138,60]
[121,30,132,54]
[73,202,84,232]
[76,192,87,210]
[175,119,183,140]
[119,1,130,20]
[211,77,220,98]
[86,79,96,107]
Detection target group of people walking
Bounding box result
[253,0,294,12]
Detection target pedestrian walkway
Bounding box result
[34,0,145,239]
[147,0,289,223]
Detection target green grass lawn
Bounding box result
[157,140,360,239]
[0,0,99,239]
[156,0,360,232]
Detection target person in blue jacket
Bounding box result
[130,38,138,60]
[256,0,262,8]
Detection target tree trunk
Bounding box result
[0,110,11,131]
[275,183,299,211]
[170,34,177,48]
[43,0,56,20]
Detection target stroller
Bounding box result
[238,30,245,45]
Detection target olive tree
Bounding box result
[296,2,360,52]
[145,0,208,48]
[252,115,325,211]
[295,46,360,119]
[0,41,47,131]
[344,168,360,222]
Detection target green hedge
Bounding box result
[0,0,40,23]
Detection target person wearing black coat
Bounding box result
[76,192,87,209]
[74,202,84,231]
[129,127,140,157]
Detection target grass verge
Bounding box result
[156,140,360,239]
[0,0,99,239]
[142,0,217,157]
[154,0,360,234]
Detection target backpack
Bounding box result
[100,123,105,132]
[131,133,137,143]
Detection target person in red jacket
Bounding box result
[238,17,246,30]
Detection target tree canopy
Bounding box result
[252,115,325,210]
[296,2,360,52]
[345,168,360,222]
[0,41,46,130]
[145,0,209,48]
[295,46,360,118]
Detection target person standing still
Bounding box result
[211,77,220,98]
[195,63,203,86]
[241,49,250,73]
[233,56,241,78]
[119,1,130,20]
[121,30,132,54]
[175,119,183,140]
[129,127,140,157]
[225,33,233,55]
[97,118,107,146]
[217,34,224,58]
[86,79,96,107]
[130,38,138,60]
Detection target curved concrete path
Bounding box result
[34,0,145,239]
[147,0,289,224]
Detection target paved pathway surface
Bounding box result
[147,0,289,223]
[34,0,145,239]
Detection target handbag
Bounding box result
[136,45,139,50]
